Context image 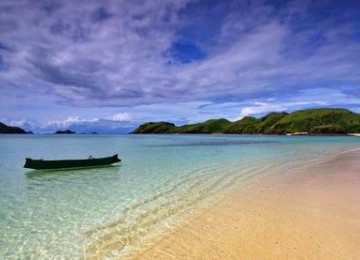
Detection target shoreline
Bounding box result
[132,148,360,259]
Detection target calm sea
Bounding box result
[0,134,359,258]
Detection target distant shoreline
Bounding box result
[132,108,360,135]
[1,132,360,136]
[1,108,360,135]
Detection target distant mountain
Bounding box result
[54,130,76,134]
[0,122,28,134]
[132,108,360,135]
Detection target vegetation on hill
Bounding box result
[132,122,175,134]
[132,108,360,135]
[0,122,28,134]
[271,108,360,134]
[254,112,288,134]
[226,116,259,134]
[309,124,347,135]
[175,119,232,134]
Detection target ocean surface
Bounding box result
[0,134,359,259]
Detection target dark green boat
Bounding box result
[24,154,121,170]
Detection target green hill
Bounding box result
[225,112,288,134]
[255,112,288,134]
[132,108,360,135]
[271,108,360,134]
[132,122,175,134]
[175,119,232,134]
[226,116,259,134]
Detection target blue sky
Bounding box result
[0,0,360,133]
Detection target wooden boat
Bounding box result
[24,154,121,170]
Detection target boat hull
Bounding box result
[24,154,121,170]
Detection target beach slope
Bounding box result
[134,149,360,259]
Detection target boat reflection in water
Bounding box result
[25,164,121,180]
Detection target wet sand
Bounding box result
[133,149,360,259]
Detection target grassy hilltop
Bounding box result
[132,108,360,135]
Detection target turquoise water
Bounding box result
[0,134,359,258]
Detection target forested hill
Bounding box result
[132,108,360,135]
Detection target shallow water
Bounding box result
[0,134,359,258]
[134,149,360,259]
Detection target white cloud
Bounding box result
[48,116,100,128]
[0,0,359,131]
[237,88,360,119]
[1,0,359,107]
[108,113,132,121]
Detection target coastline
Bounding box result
[132,148,360,259]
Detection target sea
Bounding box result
[0,134,359,259]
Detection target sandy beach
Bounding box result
[133,149,360,259]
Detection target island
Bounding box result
[0,122,29,134]
[132,108,360,135]
[54,130,76,134]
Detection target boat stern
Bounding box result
[24,158,34,169]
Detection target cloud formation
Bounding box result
[0,0,359,132]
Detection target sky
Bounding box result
[0,0,360,133]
